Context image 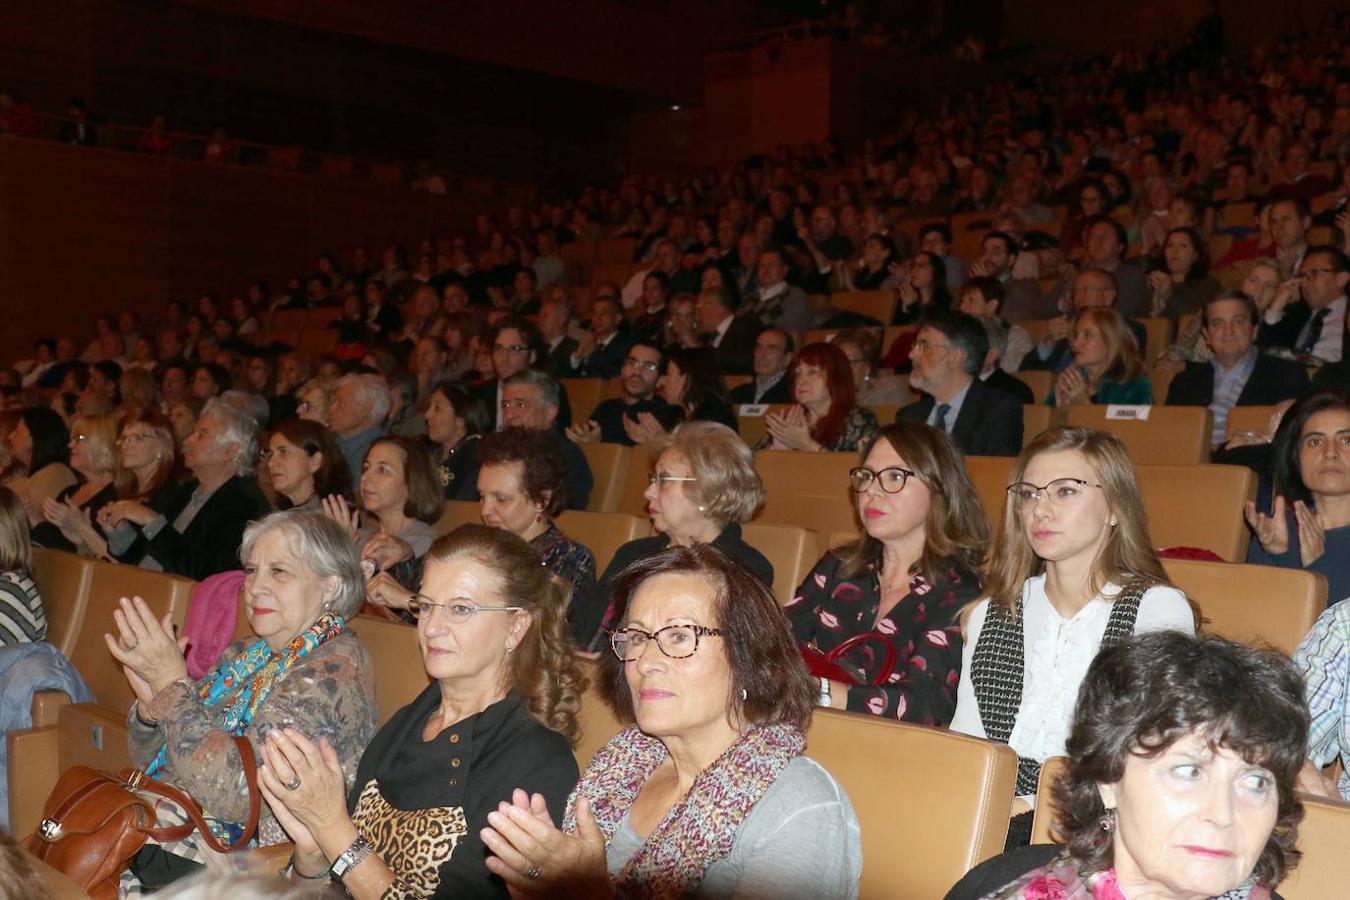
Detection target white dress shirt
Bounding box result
[950,575,1194,769]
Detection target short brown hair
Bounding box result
[366,435,445,524]
[598,543,814,731]
[476,426,568,516]
[426,524,585,744]
[270,418,354,505]
[653,421,763,525]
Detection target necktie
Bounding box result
[934,403,952,432]
[1299,307,1330,355]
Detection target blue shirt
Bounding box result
[338,425,386,494]
[1208,347,1259,446]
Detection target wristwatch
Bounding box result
[818,676,832,708]
[330,834,374,880]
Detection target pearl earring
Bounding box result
[739,687,747,702]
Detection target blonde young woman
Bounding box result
[950,426,1194,844]
[1049,308,1152,407]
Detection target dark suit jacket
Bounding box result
[143,475,271,580]
[707,316,761,376]
[474,376,573,429]
[541,336,579,380]
[1165,354,1311,407]
[897,378,1024,457]
[574,334,631,379]
[1257,301,1313,353]
[729,374,792,404]
[981,368,1035,404]
[554,432,592,511]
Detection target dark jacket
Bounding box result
[1257,300,1313,353]
[897,378,1024,457]
[1020,319,1149,372]
[729,374,793,405]
[705,316,761,376]
[143,475,271,580]
[980,368,1035,405]
[573,523,773,651]
[1165,354,1310,407]
[572,334,632,379]
[541,336,580,380]
[587,397,682,445]
[554,431,592,511]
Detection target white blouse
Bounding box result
[950,574,1194,765]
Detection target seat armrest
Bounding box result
[248,841,297,877]
[57,703,133,773]
[6,726,60,838]
[30,689,71,728]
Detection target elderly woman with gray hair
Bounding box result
[102,397,271,580]
[108,509,378,888]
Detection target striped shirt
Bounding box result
[0,570,46,645]
[1293,598,1350,800]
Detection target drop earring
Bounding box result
[1099,808,1116,833]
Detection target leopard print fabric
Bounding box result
[352,779,467,899]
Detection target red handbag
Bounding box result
[801,631,899,686]
[24,735,261,900]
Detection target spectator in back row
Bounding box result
[1259,244,1348,364]
[330,372,390,490]
[729,327,794,405]
[758,342,879,452]
[900,309,1023,456]
[501,370,592,509]
[695,287,759,376]
[1049,307,1153,407]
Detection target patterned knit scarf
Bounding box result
[563,723,804,899]
[145,612,346,778]
[987,851,1271,899]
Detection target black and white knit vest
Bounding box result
[971,582,1147,796]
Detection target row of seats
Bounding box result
[8,546,1333,896]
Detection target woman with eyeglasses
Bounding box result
[482,543,862,899]
[949,426,1194,846]
[31,413,119,551]
[787,422,987,723]
[262,524,583,899]
[572,421,772,653]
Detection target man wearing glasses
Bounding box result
[566,342,680,445]
[500,370,592,509]
[476,316,572,429]
[1259,245,1349,364]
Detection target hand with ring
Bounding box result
[481,790,612,897]
[104,596,191,708]
[258,728,354,861]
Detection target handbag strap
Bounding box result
[825,630,900,686]
[123,734,262,854]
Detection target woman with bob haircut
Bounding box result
[424,380,491,500]
[758,342,880,452]
[482,543,862,899]
[948,631,1308,900]
[324,434,444,562]
[112,509,377,887]
[1050,308,1152,407]
[575,421,771,652]
[788,422,988,723]
[4,407,75,527]
[0,486,44,645]
[1245,389,1350,606]
[33,412,119,551]
[950,427,1194,841]
[264,525,583,898]
[265,418,352,512]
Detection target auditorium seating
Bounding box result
[616,443,653,517]
[754,449,860,538]
[579,442,631,512]
[736,403,790,447]
[1013,370,1052,402]
[1065,405,1214,464]
[740,522,820,603]
[1023,404,1059,445]
[1031,756,1350,900]
[830,290,896,324]
[560,377,609,427]
[1137,316,1174,359]
[1226,403,1281,442]
[435,499,480,533]
[1141,464,1254,561]
[555,510,651,573]
[1163,559,1324,656]
[29,547,93,656]
[349,614,431,724]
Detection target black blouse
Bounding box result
[572,523,773,652]
[349,688,579,899]
[30,480,118,552]
[786,549,982,726]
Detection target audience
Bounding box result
[501,370,592,509]
[566,342,680,446]
[0,486,44,645]
[1245,389,1350,605]
[482,543,861,899]
[833,327,910,406]
[728,327,794,404]
[789,423,987,724]
[1050,307,1153,407]
[4,408,74,528]
[1261,244,1348,364]
[951,426,1194,842]
[575,421,770,651]
[424,380,491,500]
[264,418,352,512]
[115,510,377,884]
[32,413,118,552]
[758,342,879,452]
[329,373,391,490]
[949,632,1308,900]
[265,525,582,898]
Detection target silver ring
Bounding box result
[526,865,543,879]
[123,639,139,651]
[284,776,302,791]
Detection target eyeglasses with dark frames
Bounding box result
[848,466,915,494]
[610,624,724,661]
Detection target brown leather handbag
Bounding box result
[24,735,262,900]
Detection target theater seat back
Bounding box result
[616,444,653,518]
[1140,464,1255,561]
[1065,405,1213,464]
[555,510,651,574]
[578,443,630,513]
[965,455,1016,521]
[572,657,626,770]
[435,500,480,534]
[351,615,430,726]
[755,450,859,538]
[1162,559,1324,655]
[1278,794,1350,900]
[29,547,94,656]
[740,522,820,604]
[806,710,1016,898]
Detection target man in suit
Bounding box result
[898,309,1023,456]
[501,371,591,509]
[567,296,630,379]
[566,342,681,445]
[107,397,270,580]
[537,294,578,379]
[1258,245,1348,364]
[729,328,794,404]
[695,287,759,376]
[739,247,816,334]
[478,316,571,429]
[1168,293,1311,445]
[57,98,97,146]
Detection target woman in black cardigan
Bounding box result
[573,421,771,651]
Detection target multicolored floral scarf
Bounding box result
[989,851,1272,900]
[562,723,804,900]
[144,612,346,840]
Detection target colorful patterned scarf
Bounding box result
[989,851,1272,900]
[563,723,804,899]
[144,613,346,839]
